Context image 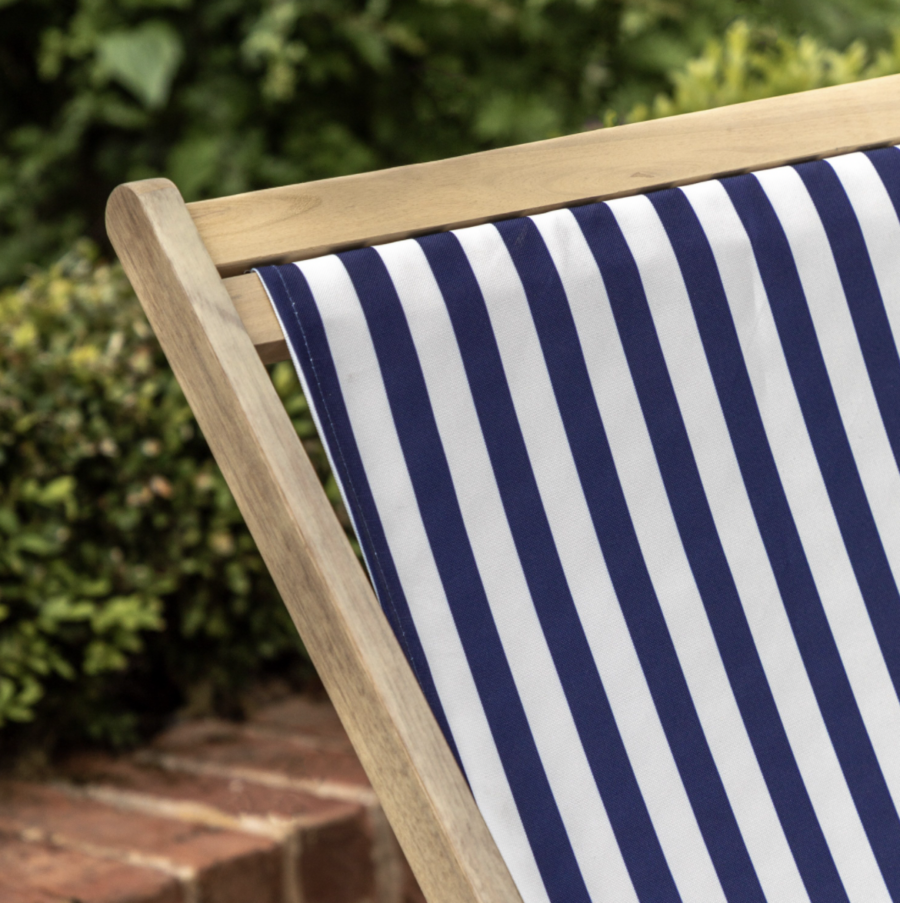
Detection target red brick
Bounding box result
[0,782,282,903]
[182,831,281,903]
[63,756,380,903]
[150,719,371,790]
[10,695,424,903]
[142,704,427,903]
[63,753,360,825]
[298,811,377,903]
[250,696,356,750]
[138,721,383,901]
[0,876,68,903]
[0,837,181,903]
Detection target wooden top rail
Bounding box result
[211,75,900,363]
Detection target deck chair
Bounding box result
[107,75,900,903]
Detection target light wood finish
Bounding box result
[106,179,523,903]
[194,75,900,277]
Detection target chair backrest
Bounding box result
[106,75,900,903]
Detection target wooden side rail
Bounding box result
[107,179,523,903]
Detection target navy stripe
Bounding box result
[338,247,589,903]
[718,174,900,897]
[416,232,680,903]
[256,264,459,762]
[497,215,762,903]
[866,146,900,223]
[647,189,849,903]
[795,159,900,512]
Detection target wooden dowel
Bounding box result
[226,273,287,364]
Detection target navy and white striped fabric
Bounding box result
[257,146,900,903]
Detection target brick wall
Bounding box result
[0,696,425,903]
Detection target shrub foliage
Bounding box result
[3,0,900,750]
[629,19,900,121]
[0,244,339,747]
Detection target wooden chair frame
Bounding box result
[106,75,900,903]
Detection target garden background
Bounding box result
[3,0,900,766]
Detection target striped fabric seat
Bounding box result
[257,146,900,903]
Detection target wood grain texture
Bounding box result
[192,75,900,276]
[106,179,523,903]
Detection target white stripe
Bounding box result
[373,239,634,903]
[829,151,900,347]
[682,178,892,902]
[294,255,551,903]
[454,221,724,903]
[756,164,900,810]
[559,197,803,903]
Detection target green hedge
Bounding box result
[3,0,898,285]
[0,243,346,751]
[4,9,900,755]
[628,19,900,121]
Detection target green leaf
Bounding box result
[83,639,128,675]
[96,22,184,110]
[0,679,14,710]
[15,533,58,556]
[17,676,43,709]
[39,597,95,624]
[0,508,19,535]
[38,475,75,506]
